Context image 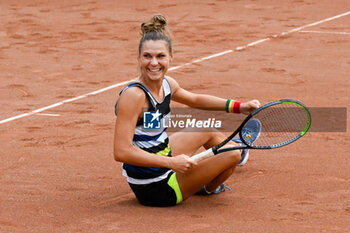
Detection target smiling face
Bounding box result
[139,40,172,82]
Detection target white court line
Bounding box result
[1,10,350,125]
[37,113,61,117]
[299,30,350,35]
[0,80,130,124]
[191,50,233,64]
[236,38,271,51]
[281,11,350,35]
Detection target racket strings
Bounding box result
[250,103,309,147]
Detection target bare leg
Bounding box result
[169,130,241,200]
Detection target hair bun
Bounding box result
[141,14,167,35]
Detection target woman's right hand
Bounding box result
[168,154,197,173]
[240,99,261,115]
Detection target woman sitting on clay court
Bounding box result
[114,14,261,207]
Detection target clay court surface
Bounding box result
[0,0,349,232]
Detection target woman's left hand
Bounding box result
[240,99,261,115]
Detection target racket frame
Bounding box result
[189,99,311,163]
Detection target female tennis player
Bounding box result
[114,15,261,206]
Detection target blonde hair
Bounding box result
[139,15,172,55]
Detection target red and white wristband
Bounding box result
[225,99,241,113]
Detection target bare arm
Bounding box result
[113,87,196,172]
[167,76,260,114]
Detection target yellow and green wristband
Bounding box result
[226,99,241,113]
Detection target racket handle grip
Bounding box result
[189,148,215,163]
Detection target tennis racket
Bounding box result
[189,99,311,162]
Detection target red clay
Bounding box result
[0,0,349,232]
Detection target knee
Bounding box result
[204,130,224,145]
[228,150,241,166]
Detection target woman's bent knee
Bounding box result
[228,150,241,166]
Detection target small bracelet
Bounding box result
[226,99,241,113]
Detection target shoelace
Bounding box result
[223,184,232,192]
[213,184,232,194]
